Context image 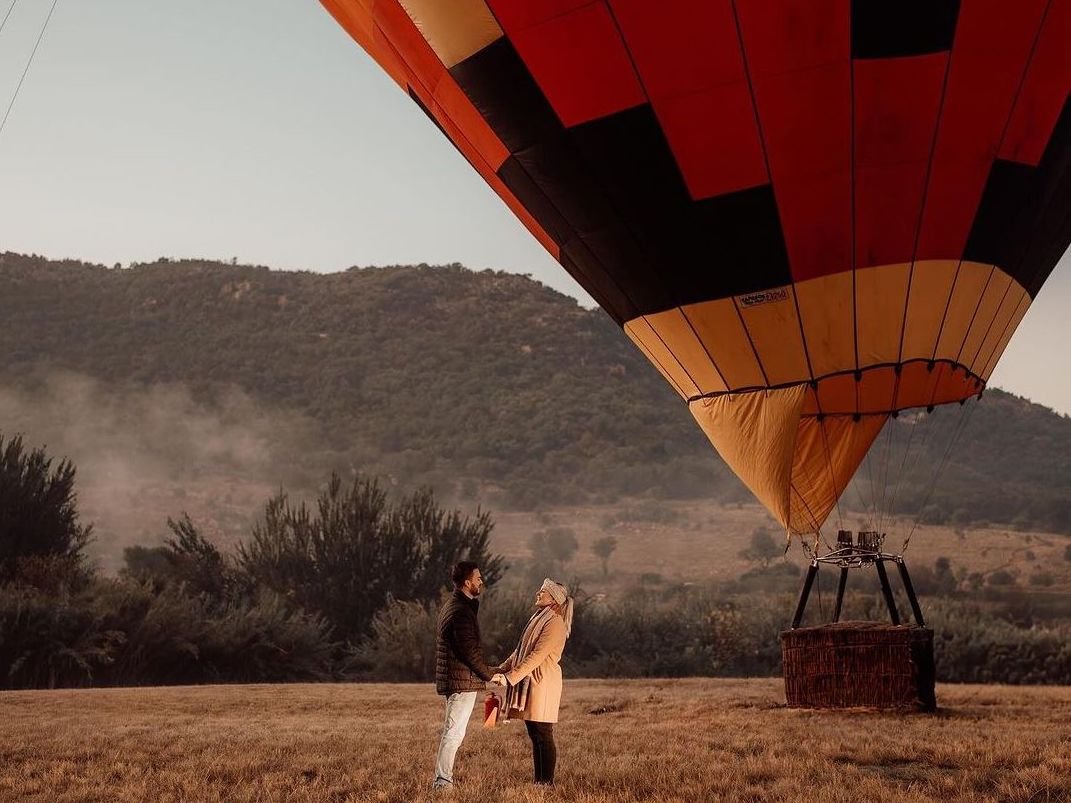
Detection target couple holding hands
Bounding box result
[433,561,573,790]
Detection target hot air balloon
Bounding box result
[319,0,1070,540]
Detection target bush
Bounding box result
[0,578,337,689]
[988,569,1017,587]
[0,583,122,689]
[927,599,1071,684]
[348,598,437,681]
[564,590,789,678]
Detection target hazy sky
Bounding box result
[0,0,1068,415]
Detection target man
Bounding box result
[433,560,497,790]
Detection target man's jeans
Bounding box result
[433,691,477,788]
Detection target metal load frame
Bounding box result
[790,529,925,629]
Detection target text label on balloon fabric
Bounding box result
[737,287,790,307]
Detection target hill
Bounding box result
[1,252,1070,560]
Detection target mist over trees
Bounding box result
[0,433,502,688]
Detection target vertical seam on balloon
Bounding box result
[964,275,1016,371]
[896,17,961,369]
[601,0,735,325]
[928,260,965,364]
[600,1,650,106]
[678,307,730,392]
[983,296,1030,380]
[952,264,996,369]
[730,296,771,388]
[849,28,860,412]
[504,1,604,31]
[501,2,684,324]
[974,283,1022,374]
[629,323,688,399]
[699,3,768,390]
[644,316,703,397]
[453,7,648,322]
[979,294,1029,380]
[928,2,1049,380]
[994,0,1054,161]
[1023,194,1071,301]
[729,0,819,390]
[983,1,1055,286]
[1028,192,1071,293]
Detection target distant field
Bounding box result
[493,500,1071,594]
[3,681,1070,803]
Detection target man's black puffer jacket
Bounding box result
[435,590,493,695]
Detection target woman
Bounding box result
[492,578,573,786]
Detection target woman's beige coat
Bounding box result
[499,611,568,723]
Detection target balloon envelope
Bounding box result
[322,0,1071,534]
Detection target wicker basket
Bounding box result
[781,621,936,710]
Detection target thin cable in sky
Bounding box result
[0,0,60,143]
[0,0,21,38]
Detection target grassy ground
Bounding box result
[2,680,1069,803]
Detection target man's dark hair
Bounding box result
[452,560,479,588]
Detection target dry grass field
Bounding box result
[2,680,1070,803]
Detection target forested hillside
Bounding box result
[2,252,1069,533]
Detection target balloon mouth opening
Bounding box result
[687,358,984,418]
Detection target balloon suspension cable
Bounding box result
[876,417,896,535]
[0,0,60,143]
[884,407,924,538]
[790,484,833,554]
[815,554,824,621]
[862,429,880,528]
[901,395,981,554]
[884,403,943,548]
[0,0,20,38]
[849,460,875,533]
[822,421,845,533]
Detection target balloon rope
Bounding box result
[817,417,845,533]
[790,484,832,553]
[863,438,877,527]
[892,403,943,540]
[875,418,895,534]
[885,410,922,541]
[0,0,19,38]
[902,398,980,553]
[878,417,895,537]
[0,0,62,143]
[857,437,880,531]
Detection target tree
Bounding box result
[739,527,782,570]
[122,514,239,602]
[592,536,618,577]
[236,473,503,641]
[933,556,957,595]
[0,433,92,585]
[529,527,578,575]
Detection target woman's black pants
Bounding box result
[524,721,556,784]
